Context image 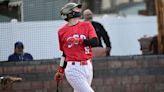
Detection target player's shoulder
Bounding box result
[58,24,68,33]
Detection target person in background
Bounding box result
[83,9,112,56]
[8,41,33,61]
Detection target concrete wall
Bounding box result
[0,55,164,92]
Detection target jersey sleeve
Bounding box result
[58,31,64,51]
[87,22,97,39]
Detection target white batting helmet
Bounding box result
[60,3,82,21]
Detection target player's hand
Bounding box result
[67,37,83,45]
[54,66,64,81]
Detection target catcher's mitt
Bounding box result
[0,76,22,90]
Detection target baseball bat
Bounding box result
[56,80,59,92]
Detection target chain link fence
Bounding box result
[0,0,148,61]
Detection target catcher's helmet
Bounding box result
[60,3,82,21]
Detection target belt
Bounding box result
[67,59,91,65]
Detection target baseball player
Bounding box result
[55,2,98,92]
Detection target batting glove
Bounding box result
[67,37,83,45]
[55,66,64,81]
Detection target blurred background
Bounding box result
[0,0,160,61]
[0,0,156,21]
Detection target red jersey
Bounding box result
[58,21,97,61]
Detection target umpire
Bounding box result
[83,9,112,56]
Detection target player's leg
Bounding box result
[72,60,93,86]
[66,74,94,92]
[86,61,93,86]
[65,63,94,92]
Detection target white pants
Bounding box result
[65,60,94,92]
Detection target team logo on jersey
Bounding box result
[67,34,86,48]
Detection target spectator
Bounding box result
[8,41,33,61]
[83,9,112,56]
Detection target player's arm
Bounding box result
[84,22,99,47]
[66,22,99,47]
[59,53,67,69]
[55,53,66,81]
[58,32,67,69]
[83,37,99,47]
[67,37,98,47]
[55,32,66,81]
[67,36,98,47]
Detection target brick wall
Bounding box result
[0,55,164,92]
